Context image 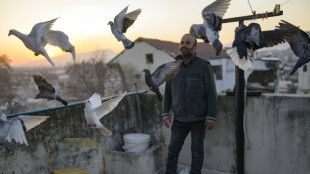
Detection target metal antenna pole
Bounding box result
[222,9,283,174]
[134,83,144,133]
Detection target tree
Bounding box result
[65,59,126,101]
[0,54,11,68]
[0,54,15,113]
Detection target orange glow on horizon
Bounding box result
[1,0,310,66]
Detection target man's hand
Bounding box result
[205,119,215,130]
[163,116,171,128]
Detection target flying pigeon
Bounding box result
[143,59,183,101]
[84,91,126,136]
[276,20,310,75]
[0,114,49,153]
[8,18,76,67]
[33,75,68,106]
[108,6,142,49]
[226,22,298,71]
[190,0,231,56]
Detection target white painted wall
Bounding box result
[208,58,271,93]
[111,41,175,76]
[298,64,310,92]
[111,41,176,92]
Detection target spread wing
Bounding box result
[202,0,231,18]
[47,30,76,62]
[276,20,310,57]
[29,18,58,46]
[33,74,55,92]
[114,6,128,33]
[190,24,208,41]
[241,23,297,51]
[18,115,50,131]
[88,93,102,109]
[7,118,28,145]
[151,59,183,87]
[259,29,296,49]
[94,91,126,119]
[122,8,142,33]
[47,30,72,51]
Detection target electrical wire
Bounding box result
[247,0,254,13]
[281,0,293,6]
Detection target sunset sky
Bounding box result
[1,0,309,66]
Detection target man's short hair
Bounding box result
[183,33,197,47]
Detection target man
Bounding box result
[162,34,218,174]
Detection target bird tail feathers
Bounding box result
[290,57,310,75]
[4,139,11,153]
[226,47,254,71]
[122,39,135,49]
[156,92,163,102]
[212,39,223,56]
[157,94,163,102]
[56,95,68,106]
[98,127,112,136]
[68,46,76,63]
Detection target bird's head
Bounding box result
[204,13,214,23]
[1,114,7,121]
[248,24,261,46]
[142,69,150,75]
[107,21,113,26]
[84,99,93,108]
[8,30,14,36]
[84,99,90,104]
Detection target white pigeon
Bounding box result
[190,0,231,56]
[84,91,127,136]
[0,114,49,153]
[8,17,76,67]
[108,6,142,49]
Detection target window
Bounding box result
[211,66,222,80]
[303,65,307,72]
[146,54,153,64]
[135,74,141,80]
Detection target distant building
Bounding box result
[109,37,279,93]
[298,64,310,94]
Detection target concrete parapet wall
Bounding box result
[174,94,310,174]
[1,93,309,174]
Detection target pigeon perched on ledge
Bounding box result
[143,59,183,101]
[33,75,68,106]
[0,114,49,153]
[8,18,76,67]
[84,91,126,136]
[108,6,142,49]
[226,22,298,71]
[190,0,231,56]
[276,20,310,75]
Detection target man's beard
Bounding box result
[181,47,194,58]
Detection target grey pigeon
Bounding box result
[276,20,310,75]
[0,114,49,153]
[84,92,126,136]
[190,0,231,56]
[226,22,298,71]
[33,75,68,106]
[108,6,142,49]
[8,18,76,67]
[143,59,183,101]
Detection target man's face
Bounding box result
[179,35,197,57]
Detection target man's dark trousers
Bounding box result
[165,120,206,174]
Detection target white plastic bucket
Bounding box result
[123,133,150,153]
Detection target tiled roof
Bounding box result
[136,37,230,59]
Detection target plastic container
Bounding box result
[123,133,150,153]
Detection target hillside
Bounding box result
[14,49,118,68]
